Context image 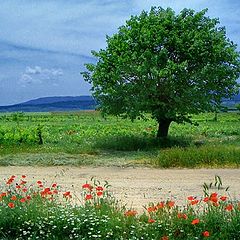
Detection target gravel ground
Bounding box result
[1,166,239,210]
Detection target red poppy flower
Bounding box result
[6,178,14,185]
[0,192,7,197]
[11,195,17,201]
[21,175,26,178]
[44,188,51,193]
[203,231,210,237]
[82,183,93,190]
[26,195,31,200]
[161,236,169,240]
[16,185,21,189]
[225,204,233,211]
[147,206,156,212]
[6,179,13,185]
[20,198,26,203]
[210,193,218,203]
[40,191,46,197]
[20,180,27,185]
[97,191,103,197]
[148,218,155,223]
[220,196,227,201]
[22,188,28,193]
[8,202,15,208]
[210,197,218,203]
[187,196,195,201]
[37,180,42,185]
[177,213,188,219]
[210,192,218,197]
[191,200,199,205]
[85,194,93,200]
[52,183,57,188]
[41,188,51,197]
[167,201,175,208]
[191,218,200,225]
[53,189,58,194]
[124,210,137,217]
[156,202,165,209]
[63,191,72,198]
[203,197,209,202]
[96,186,103,191]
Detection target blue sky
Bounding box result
[0,0,239,105]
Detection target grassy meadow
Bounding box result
[0,111,239,168]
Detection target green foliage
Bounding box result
[0,126,44,145]
[82,7,240,137]
[0,113,44,145]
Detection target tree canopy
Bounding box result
[82,7,240,137]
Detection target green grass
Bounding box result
[0,111,239,167]
[153,145,240,168]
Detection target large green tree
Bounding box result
[82,7,240,138]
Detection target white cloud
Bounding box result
[19,66,63,87]
[20,74,33,84]
[51,68,63,76]
[25,66,42,74]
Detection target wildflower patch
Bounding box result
[0,175,239,239]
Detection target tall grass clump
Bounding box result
[154,145,240,168]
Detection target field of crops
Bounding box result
[0,111,239,167]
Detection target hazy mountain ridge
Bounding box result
[0,96,96,112]
[0,94,239,112]
[232,94,240,101]
[21,96,93,105]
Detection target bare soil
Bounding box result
[0,166,239,210]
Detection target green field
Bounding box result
[0,111,239,168]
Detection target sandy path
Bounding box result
[0,166,239,210]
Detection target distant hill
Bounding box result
[233,93,240,101]
[0,96,96,112]
[0,93,239,113]
[222,93,240,108]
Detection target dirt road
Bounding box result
[0,166,239,210]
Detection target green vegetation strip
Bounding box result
[0,175,240,239]
[0,111,239,168]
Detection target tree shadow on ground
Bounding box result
[93,135,192,151]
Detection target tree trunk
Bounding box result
[157,118,172,138]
